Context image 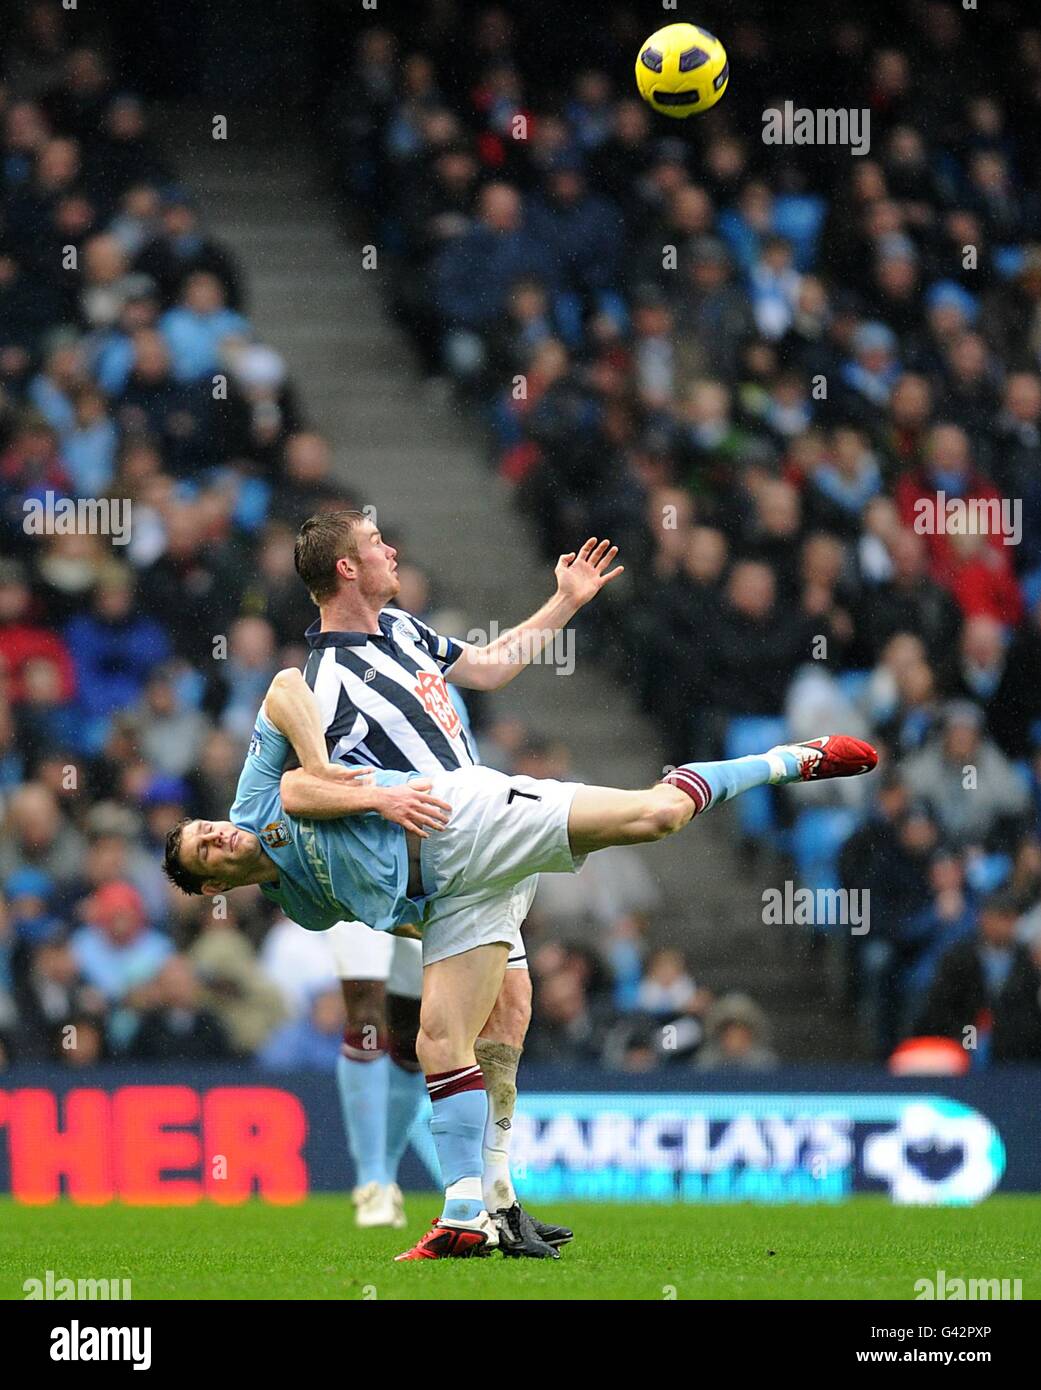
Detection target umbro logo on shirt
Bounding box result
[363,667,376,683]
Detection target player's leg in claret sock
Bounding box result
[418,943,509,1228]
[566,737,878,856]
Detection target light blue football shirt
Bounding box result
[229,710,423,934]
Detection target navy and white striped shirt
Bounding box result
[303,608,479,775]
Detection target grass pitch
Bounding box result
[1,1195,1038,1300]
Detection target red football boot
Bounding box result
[768,735,879,782]
[394,1214,498,1262]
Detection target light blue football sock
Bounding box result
[385,1061,427,1183]
[669,754,780,811]
[336,1052,389,1188]
[429,1086,487,1223]
[407,1095,444,1189]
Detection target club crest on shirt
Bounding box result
[249,729,262,758]
[414,670,461,737]
[260,819,291,849]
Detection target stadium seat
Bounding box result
[792,807,861,896]
[834,670,872,703]
[724,715,787,842]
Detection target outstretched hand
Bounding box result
[554,537,624,609]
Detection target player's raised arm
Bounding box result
[447,537,623,691]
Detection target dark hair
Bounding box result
[294,511,367,603]
[162,817,206,896]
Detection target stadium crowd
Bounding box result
[334,1,1041,1061]
[0,5,763,1076]
[5,0,1041,1070]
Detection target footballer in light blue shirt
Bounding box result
[170,708,431,934]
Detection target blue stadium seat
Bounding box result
[792,807,861,894]
[965,853,1012,895]
[834,669,871,703]
[724,715,787,842]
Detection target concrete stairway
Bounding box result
[164,110,860,1059]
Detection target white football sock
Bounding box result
[474,1038,521,1210]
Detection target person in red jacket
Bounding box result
[894,423,1007,583]
[0,559,76,705]
[946,529,1024,626]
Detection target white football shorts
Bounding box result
[417,766,585,966]
[326,915,530,991]
[326,919,423,998]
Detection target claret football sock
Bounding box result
[336,1047,389,1188]
[426,1064,488,1223]
[664,738,879,813]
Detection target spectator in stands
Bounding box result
[115,327,213,472]
[137,667,209,778]
[242,522,319,646]
[916,891,1041,1062]
[709,561,809,724]
[259,985,344,1071]
[0,413,71,559]
[0,556,77,706]
[65,799,166,929]
[64,563,170,749]
[433,181,557,382]
[136,187,242,309]
[128,955,232,1061]
[159,270,250,382]
[899,846,977,1029]
[269,432,351,526]
[207,615,277,742]
[69,880,171,1004]
[635,948,698,1016]
[136,501,247,664]
[856,529,962,677]
[988,597,1041,757]
[525,944,611,1065]
[901,701,1031,848]
[0,781,85,888]
[4,866,63,949]
[187,900,286,1055]
[13,940,105,1062]
[695,994,779,1071]
[53,1014,108,1067]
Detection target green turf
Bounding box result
[0,1195,1038,1300]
